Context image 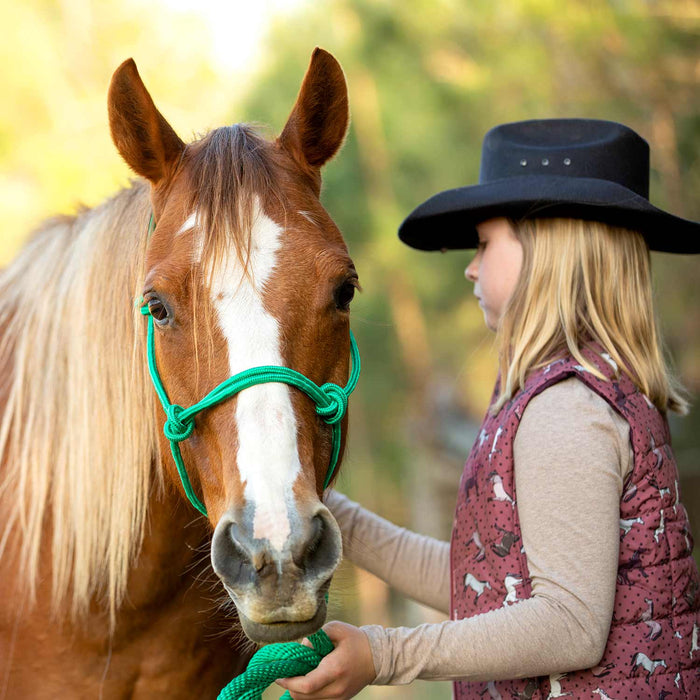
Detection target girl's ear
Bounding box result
[278,48,349,191]
[108,59,185,185]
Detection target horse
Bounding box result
[0,47,357,698]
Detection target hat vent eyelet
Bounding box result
[564,158,571,166]
[541,158,549,166]
[520,159,527,167]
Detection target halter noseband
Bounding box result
[138,216,360,516]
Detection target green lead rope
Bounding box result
[139,295,360,698]
[217,628,334,700]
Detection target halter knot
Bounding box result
[316,383,348,425]
[164,404,194,442]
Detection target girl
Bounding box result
[276,119,700,699]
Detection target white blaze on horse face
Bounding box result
[176,213,205,264]
[177,213,197,235]
[209,196,299,553]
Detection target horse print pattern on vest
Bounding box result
[450,345,700,698]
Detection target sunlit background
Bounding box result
[1,1,699,698]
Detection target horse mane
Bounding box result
[0,123,284,626]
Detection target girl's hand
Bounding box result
[275,621,376,699]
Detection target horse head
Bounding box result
[108,48,356,643]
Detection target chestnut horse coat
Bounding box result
[450,345,700,698]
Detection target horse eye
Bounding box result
[147,298,169,324]
[335,280,356,311]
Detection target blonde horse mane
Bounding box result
[0,180,158,624]
[0,124,287,627]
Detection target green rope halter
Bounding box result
[139,302,360,515]
[140,214,359,698]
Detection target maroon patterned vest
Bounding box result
[450,346,700,699]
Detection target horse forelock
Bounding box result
[182,124,288,283]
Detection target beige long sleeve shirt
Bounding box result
[325,377,633,685]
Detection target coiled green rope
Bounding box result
[217,628,334,700]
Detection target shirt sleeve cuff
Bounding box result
[360,624,394,685]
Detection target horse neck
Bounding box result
[104,481,216,640]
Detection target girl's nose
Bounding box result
[465,257,478,282]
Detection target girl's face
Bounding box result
[465,217,523,331]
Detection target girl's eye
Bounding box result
[335,280,357,311]
[147,298,169,324]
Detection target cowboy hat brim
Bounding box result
[398,175,700,254]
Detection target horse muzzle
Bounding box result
[211,503,342,643]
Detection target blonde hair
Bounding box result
[0,182,159,627]
[494,217,689,414]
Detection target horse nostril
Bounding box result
[301,515,324,565]
[299,512,339,576]
[212,518,258,587]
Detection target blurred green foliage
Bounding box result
[1,2,699,698]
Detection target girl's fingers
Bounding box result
[275,622,373,699]
[275,660,338,696]
[275,636,341,696]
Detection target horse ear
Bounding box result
[278,48,349,186]
[108,59,185,185]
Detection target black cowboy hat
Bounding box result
[398,118,700,254]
